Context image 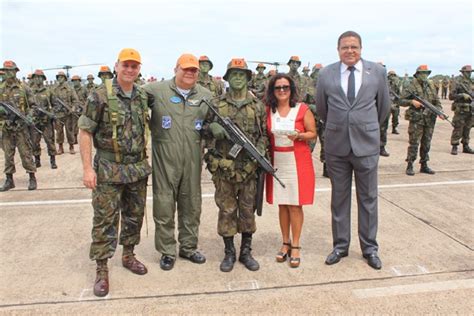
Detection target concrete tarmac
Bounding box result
[0,100,473,315]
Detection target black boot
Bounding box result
[50,155,57,169]
[28,173,37,190]
[392,127,399,134]
[322,162,329,178]
[462,145,474,154]
[451,145,458,155]
[35,155,41,168]
[239,233,259,271]
[0,174,15,192]
[380,146,390,157]
[220,236,236,272]
[406,162,415,176]
[420,162,435,175]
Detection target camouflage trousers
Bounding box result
[450,111,472,146]
[406,116,437,163]
[441,87,448,99]
[89,177,148,261]
[72,115,79,144]
[316,122,326,162]
[380,116,390,147]
[213,176,257,237]
[391,106,400,128]
[54,114,75,145]
[2,126,36,174]
[31,122,56,156]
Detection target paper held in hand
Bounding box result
[273,117,298,136]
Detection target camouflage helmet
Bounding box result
[1,60,20,71]
[460,65,472,73]
[256,63,266,70]
[388,70,397,76]
[414,64,431,77]
[223,58,253,82]
[287,56,301,66]
[32,69,46,80]
[312,63,323,70]
[86,74,94,80]
[71,75,81,81]
[199,55,213,70]
[98,65,113,77]
[56,71,67,79]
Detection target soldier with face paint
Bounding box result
[97,66,114,87]
[197,55,224,98]
[249,63,267,100]
[204,58,268,273]
[449,65,473,155]
[399,65,442,176]
[86,74,98,94]
[143,53,212,271]
[287,56,310,103]
[0,60,38,191]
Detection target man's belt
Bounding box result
[96,148,145,164]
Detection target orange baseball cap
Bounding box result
[117,48,141,64]
[177,53,199,69]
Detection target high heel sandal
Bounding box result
[276,242,291,262]
[289,246,301,268]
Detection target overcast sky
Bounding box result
[1,0,472,81]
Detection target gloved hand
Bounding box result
[461,93,472,102]
[209,122,228,140]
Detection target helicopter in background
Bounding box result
[41,63,104,79]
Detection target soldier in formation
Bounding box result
[85,74,97,94]
[0,60,38,191]
[249,63,267,100]
[97,66,114,86]
[449,65,473,155]
[197,55,224,98]
[204,58,268,272]
[71,75,88,144]
[441,77,449,99]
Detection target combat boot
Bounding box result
[451,145,458,155]
[220,236,236,272]
[69,144,75,154]
[28,173,37,190]
[50,155,57,169]
[238,233,259,271]
[420,162,435,175]
[462,145,474,154]
[405,162,415,176]
[380,146,390,157]
[57,143,64,155]
[34,155,41,168]
[0,174,15,192]
[122,245,147,275]
[94,259,109,297]
[322,163,329,178]
[392,127,399,134]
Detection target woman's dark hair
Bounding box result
[265,73,299,113]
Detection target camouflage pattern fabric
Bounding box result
[197,74,224,98]
[441,78,449,99]
[73,84,88,143]
[86,82,97,95]
[380,74,401,145]
[249,73,267,100]
[0,79,37,174]
[51,82,79,145]
[31,85,56,156]
[449,75,473,146]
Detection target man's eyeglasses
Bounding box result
[274,85,290,92]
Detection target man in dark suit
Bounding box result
[315,31,390,270]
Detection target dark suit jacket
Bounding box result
[315,59,390,157]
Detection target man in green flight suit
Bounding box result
[143,53,212,271]
[79,48,152,297]
[204,58,268,272]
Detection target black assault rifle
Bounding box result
[35,106,57,120]
[201,98,285,216]
[54,97,80,118]
[0,102,43,134]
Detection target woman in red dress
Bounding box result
[265,73,316,268]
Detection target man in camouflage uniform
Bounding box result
[197,55,224,98]
[441,77,449,99]
[287,56,310,103]
[379,70,400,157]
[78,48,151,297]
[51,71,79,154]
[204,58,268,272]
[0,60,38,191]
[85,74,97,94]
[97,66,114,87]
[30,69,57,169]
[449,65,473,155]
[143,54,211,271]
[249,63,267,100]
[71,75,88,144]
[399,65,442,176]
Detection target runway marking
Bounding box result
[227,280,260,291]
[352,278,474,299]
[391,265,429,276]
[1,180,473,207]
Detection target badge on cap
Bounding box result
[170,96,181,104]
[194,119,203,130]
[162,116,172,129]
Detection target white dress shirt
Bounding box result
[340,59,363,98]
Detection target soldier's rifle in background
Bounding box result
[0,102,43,134]
[35,106,57,121]
[201,98,285,216]
[54,97,80,118]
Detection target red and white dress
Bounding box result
[266,103,315,205]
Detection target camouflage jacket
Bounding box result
[449,75,473,106]
[400,78,441,122]
[86,82,97,94]
[288,71,310,103]
[31,85,55,125]
[51,82,80,118]
[74,85,88,114]
[78,79,151,184]
[388,76,401,103]
[249,73,267,99]
[197,74,224,98]
[0,79,36,130]
[204,92,268,182]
